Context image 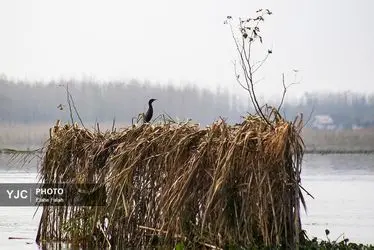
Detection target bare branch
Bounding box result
[230,23,259,115]
[277,74,301,112]
[60,83,86,129]
[67,90,86,129]
[253,77,265,86]
[228,17,272,127]
[252,53,270,74]
[65,84,74,124]
[232,61,249,91]
[277,74,287,111]
[302,105,315,129]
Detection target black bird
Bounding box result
[144,98,157,123]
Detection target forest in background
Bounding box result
[1,75,374,128]
[1,76,374,150]
[0,76,245,126]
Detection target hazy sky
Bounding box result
[2,0,374,98]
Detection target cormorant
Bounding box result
[144,98,157,123]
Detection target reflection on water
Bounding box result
[0,153,373,249]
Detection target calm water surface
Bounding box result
[0,153,373,249]
[301,154,374,244]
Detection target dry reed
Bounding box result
[37,111,305,249]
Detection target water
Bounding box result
[0,171,41,250]
[0,154,373,249]
[301,154,374,244]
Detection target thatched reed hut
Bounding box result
[37,112,305,249]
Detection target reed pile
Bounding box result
[37,112,305,249]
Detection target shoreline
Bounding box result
[2,147,374,155]
[304,149,374,154]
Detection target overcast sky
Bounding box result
[1,0,374,99]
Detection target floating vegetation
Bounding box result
[37,109,306,249]
[300,229,374,250]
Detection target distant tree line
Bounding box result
[0,76,247,126]
[1,75,374,128]
[282,92,374,129]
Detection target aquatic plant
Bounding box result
[36,107,305,249]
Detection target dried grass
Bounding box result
[37,111,305,249]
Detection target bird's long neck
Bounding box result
[147,102,154,116]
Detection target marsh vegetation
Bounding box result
[36,110,305,249]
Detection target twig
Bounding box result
[302,105,315,129]
[298,183,315,199]
[227,14,273,128]
[334,232,345,242]
[97,223,111,248]
[159,111,177,123]
[66,84,74,124]
[67,90,86,129]
[60,83,86,129]
[111,117,116,132]
[277,73,300,111]
[252,53,270,74]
